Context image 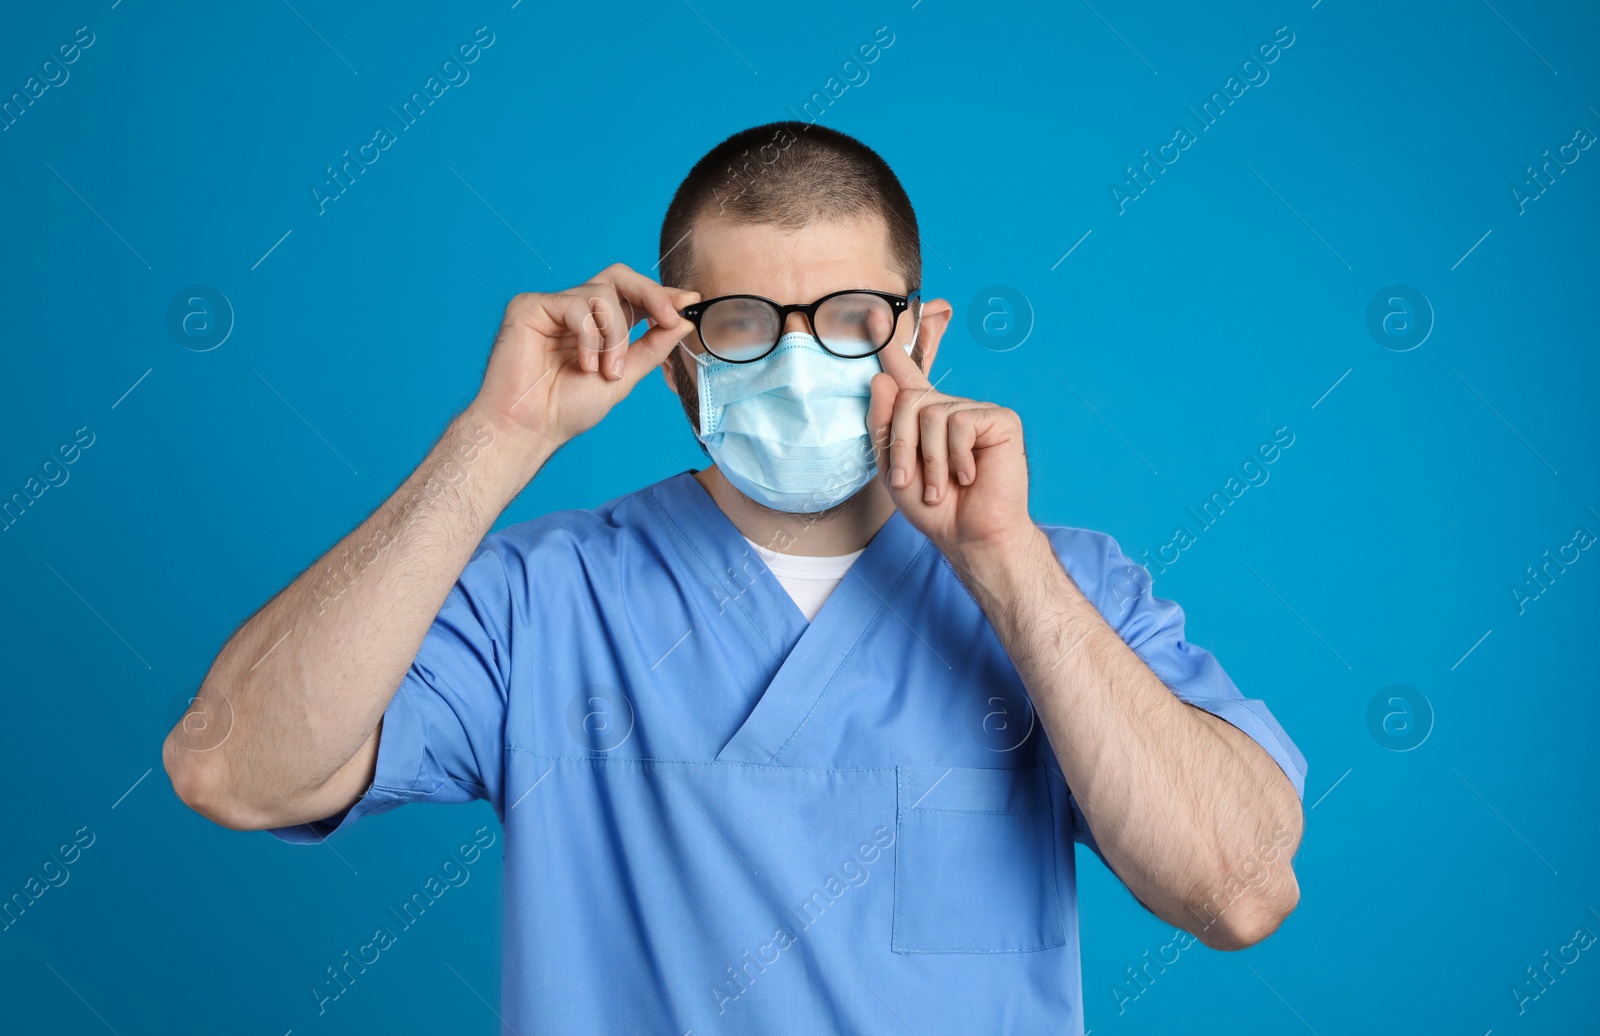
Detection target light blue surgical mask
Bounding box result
[687,315,920,514]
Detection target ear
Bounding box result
[913,297,954,375]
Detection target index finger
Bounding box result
[875,329,931,390]
[663,286,701,312]
[592,263,687,330]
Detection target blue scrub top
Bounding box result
[271,469,1307,1033]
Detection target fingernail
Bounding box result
[958,470,972,486]
[892,467,907,488]
[924,484,938,504]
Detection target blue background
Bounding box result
[2,0,1597,1032]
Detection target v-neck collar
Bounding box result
[643,469,931,764]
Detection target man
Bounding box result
[165,121,1306,1033]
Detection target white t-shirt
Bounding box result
[743,535,864,622]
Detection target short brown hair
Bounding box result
[658,121,922,296]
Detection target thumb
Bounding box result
[867,372,898,477]
[619,319,694,389]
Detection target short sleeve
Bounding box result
[267,540,515,843]
[1042,525,1308,844]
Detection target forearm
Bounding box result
[165,403,549,822]
[950,528,1303,949]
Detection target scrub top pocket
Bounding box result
[891,763,1066,954]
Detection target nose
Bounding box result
[781,310,813,337]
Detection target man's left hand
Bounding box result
[867,341,1036,563]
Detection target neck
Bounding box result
[694,465,894,556]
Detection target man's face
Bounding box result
[659,211,929,441]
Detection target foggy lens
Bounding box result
[702,297,781,362]
[815,293,894,356]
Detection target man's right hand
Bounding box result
[472,263,700,454]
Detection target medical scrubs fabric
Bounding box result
[270,469,1307,1034]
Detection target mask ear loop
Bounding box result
[905,299,925,355]
[673,332,713,369]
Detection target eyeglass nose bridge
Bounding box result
[772,299,824,338]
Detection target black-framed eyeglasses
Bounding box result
[678,288,921,363]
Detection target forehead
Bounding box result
[688,212,904,301]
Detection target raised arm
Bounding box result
[163,265,700,830]
[866,334,1304,950]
